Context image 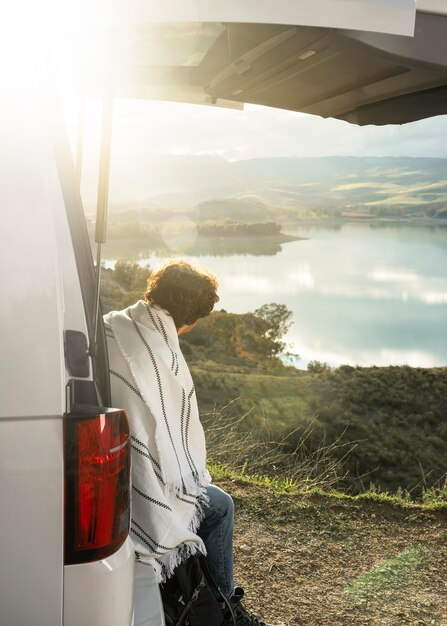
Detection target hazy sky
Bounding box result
[75,98,447,165]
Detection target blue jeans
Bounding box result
[197,485,234,598]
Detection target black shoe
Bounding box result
[226,587,271,626]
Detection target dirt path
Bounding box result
[216,479,447,626]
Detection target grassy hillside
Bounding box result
[101,262,447,496]
[194,197,275,221]
[181,311,447,495]
[191,360,447,495]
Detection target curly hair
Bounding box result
[144,260,219,329]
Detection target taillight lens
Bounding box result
[64,409,131,564]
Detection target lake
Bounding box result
[104,223,447,370]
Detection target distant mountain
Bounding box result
[235,156,447,184]
[96,155,447,215]
[149,183,252,210]
[95,155,248,210]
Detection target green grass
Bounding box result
[208,461,447,511]
[208,461,299,494]
[343,547,424,601]
[194,361,447,497]
[421,485,447,510]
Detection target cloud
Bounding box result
[370,269,419,283]
[225,273,301,296]
[287,266,315,288]
[69,98,447,167]
[291,344,355,369]
[419,292,447,305]
[360,349,442,368]
[292,342,442,370]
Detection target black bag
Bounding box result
[160,555,236,626]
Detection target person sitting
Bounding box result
[104,259,271,626]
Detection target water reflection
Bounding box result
[102,234,294,258]
[104,223,447,369]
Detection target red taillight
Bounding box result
[64,409,131,564]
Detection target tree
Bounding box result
[113,259,151,292]
[101,260,152,312]
[253,303,293,356]
[307,360,332,374]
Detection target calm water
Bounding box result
[105,223,447,369]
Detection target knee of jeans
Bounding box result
[208,487,234,518]
[223,491,234,517]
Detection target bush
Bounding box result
[308,360,332,374]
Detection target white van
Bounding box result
[1,1,447,624]
[0,32,135,626]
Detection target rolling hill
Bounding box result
[102,155,447,218]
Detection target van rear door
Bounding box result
[0,30,134,626]
[0,71,67,626]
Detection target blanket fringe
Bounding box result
[136,486,211,584]
[152,540,206,584]
[188,486,210,534]
[162,468,211,499]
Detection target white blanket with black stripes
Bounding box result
[104,300,211,582]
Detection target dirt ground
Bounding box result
[216,479,447,626]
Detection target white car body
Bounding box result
[1,0,446,624]
[0,45,135,626]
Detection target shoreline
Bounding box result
[282,216,447,229]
